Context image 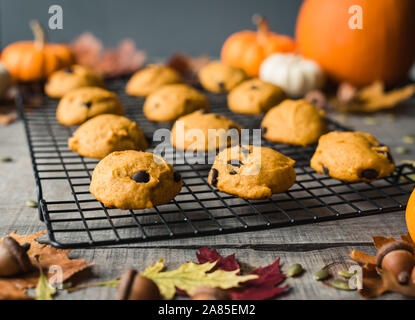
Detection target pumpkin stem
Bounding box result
[29,20,46,49]
[252,14,270,45]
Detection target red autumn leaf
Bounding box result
[228,259,289,300]
[195,247,288,300]
[196,247,240,272]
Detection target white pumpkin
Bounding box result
[259,53,325,98]
[0,62,12,98]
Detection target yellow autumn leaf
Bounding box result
[141,258,257,299]
[35,269,56,300]
[334,81,415,113]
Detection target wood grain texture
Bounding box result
[1,97,414,299]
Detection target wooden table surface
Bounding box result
[1,96,415,300]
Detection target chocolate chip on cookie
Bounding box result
[228,79,285,115]
[45,65,105,98]
[90,151,182,210]
[132,171,150,183]
[173,171,182,182]
[198,61,247,93]
[56,87,125,126]
[311,131,395,182]
[209,145,296,199]
[210,168,219,187]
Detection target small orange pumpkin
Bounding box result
[406,188,415,242]
[1,21,73,82]
[221,15,296,77]
[296,0,415,87]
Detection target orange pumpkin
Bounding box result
[221,15,296,77]
[1,21,73,82]
[296,0,415,87]
[406,188,415,242]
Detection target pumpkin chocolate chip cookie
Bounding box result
[171,110,242,151]
[90,150,182,210]
[143,84,209,122]
[45,65,105,98]
[68,114,148,159]
[228,79,285,114]
[56,87,125,126]
[310,131,395,182]
[208,145,296,199]
[261,99,326,146]
[126,64,182,97]
[198,61,247,93]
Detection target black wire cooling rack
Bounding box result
[18,77,415,248]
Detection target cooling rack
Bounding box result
[17,77,415,248]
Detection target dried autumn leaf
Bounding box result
[0,231,93,300]
[195,247,288,300]
[349,249,376,266]
[141,258,257,300]
[372,236,396,250]
[71,33,146,77]
[35,268,56,300]
[333,81,415,112]
[0,281,32,300]
[401,233,415,249]
[228,259,288,300]
[359,264,385,299]
[196,247,240,272]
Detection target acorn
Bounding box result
[117,269,161,300]
[191,286,230,300]
[376,242,415,285]
[0,237,32,277]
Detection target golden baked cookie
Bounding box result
[171,110,242,151]
[198,61,247,93]
[45,65,105,98]
[90,150,182,210]
[261,99,326,146]
[208,145,296,199]
[143,84,209,122]
[126,64,182,97]
[310,131,395,182]
[68,114,148,159]
[228,79,285,114]
[56,87,125,126]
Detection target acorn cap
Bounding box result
[117,269,137,300]
[2,237,32,273]
[376,241,414,267]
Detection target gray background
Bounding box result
[0,0,302,57]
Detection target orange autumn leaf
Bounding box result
[372,236,396,250]
[359,264,386,299]
[333,81,415,113]
[360,266,415,299]
[349,250,376,266]
[0,281,32,300]
[401,233,415,249]
[0,231,93,299]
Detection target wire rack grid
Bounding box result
[17,77,415,248]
